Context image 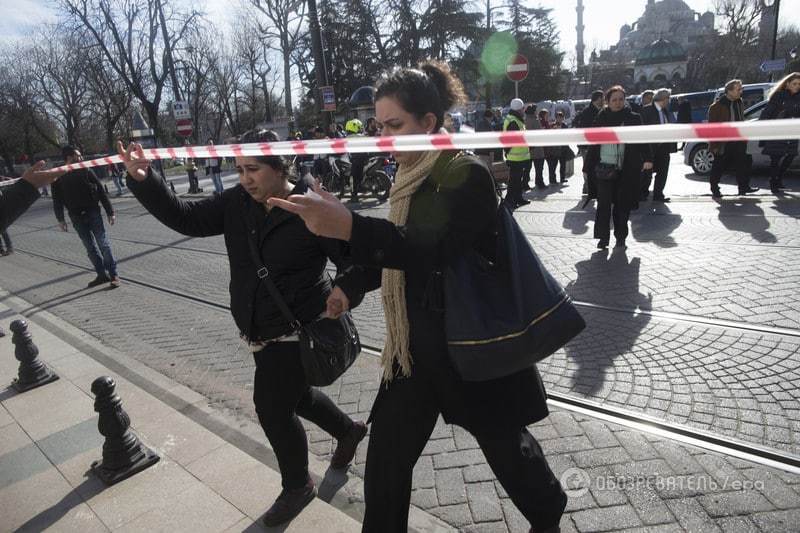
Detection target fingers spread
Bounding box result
[267,197,305,214]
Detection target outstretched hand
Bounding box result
[116,141,150,181]
[267,180,354,241]
[22,161,65,188]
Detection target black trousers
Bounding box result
[594,178,630,241]
[506,160,528,204]
[770,154,796,183]
[351,155,367,200]
[253,342,353,489]
[547,157,568,183]
[533,158,546,185]
[0,229,11,252]
[642,150,670,198]
[362,373,566,533]
[710,142,751,190]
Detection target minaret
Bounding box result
[576,0,586,67]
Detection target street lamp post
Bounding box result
[766,0,781,82]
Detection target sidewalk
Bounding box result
[0,297,364,532]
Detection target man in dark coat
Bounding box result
[577,90,605,195]
[640,88,677,202]
[53,146,121,288]
[0,162,64,232]
[707,79,757,197]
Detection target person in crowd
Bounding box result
[631,89,654,114]
[503,98,532,207]
[109,163,125,196]
[205,139,224,194]
[759,72,800,193]
[477,109,494,133]
[0,162,64,232]
[0,228,12,256]
[365,116,380,136]
[585,86,654,249]
[549,111,571,184]
[117,137,369,528]
[345,118,367,203]
[269,60,567,533]
[676,96,692,124]
[708,79,758,198]
[310,126,331,179]
[327,122,343,139]
[186,159,201,193]
[540,108,564,186]
[525,104,546,189]
[53,146,120,288]
[577,90,605,195]
[640,88,676,202]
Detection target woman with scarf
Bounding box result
[759,72,800,193]
[584,86,653,249]
[271,61,566,533]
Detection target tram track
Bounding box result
[13,245,800,475]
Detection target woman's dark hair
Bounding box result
[250,155,293,178]
[605,85,626,101]
[375,60,466,130]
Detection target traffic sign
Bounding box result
[506,54,529,82]
[760,58,786,73]
[172,101,192,120]
[321,86,336,112]
[176,119,193,137]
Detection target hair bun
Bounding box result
[419,60,466,112]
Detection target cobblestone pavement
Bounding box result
[2,160,800,532]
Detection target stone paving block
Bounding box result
[665,498,721,533]
[750,508,800,531]
[571,503,642,532]
[466,481,503,523]
[115,482,245,533]
[714,515,761,533]
[741,467,800,510]
[584,466,629,508]
[135,409,227,466]
[572,447,631,469]
[411,488,439,510]
[433,449,486,470]
[462,522,508,533]
[0,420,31,456]
[499,499,529,533]
[464,464,496,484]
[47,351,108,381]
[421,437,457,456]
[453,425,479,450]
[579,420,620,448]
[0,403,12,429]
[650,442,706,475]
[430,503,473,528]
[624,485,675,526]
[698,489,776,518]
[2,378,94,441]
[0,441,54,491]
[412,455,435,489]
[435,468,467,506]
[540,435,593,456]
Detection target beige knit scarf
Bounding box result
[381,148,441,381]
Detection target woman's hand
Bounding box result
[268,180,353,241]
[116,141,150,181]
[642,161,653,171]
[22,161,65,188]
[325,286,350,319]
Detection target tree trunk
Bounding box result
[282,43,293,116]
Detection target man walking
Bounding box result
[205,139,223,194]
[576,90,605,195]
[641,88,676,202]
[503,98,532,208]
[52,146,120,288]
[707,79,758,198]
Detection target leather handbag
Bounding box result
[245,230,361,387]
[440,156,586,381]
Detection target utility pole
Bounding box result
[307,0,331,127]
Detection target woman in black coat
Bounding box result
[116,142,368,527]
[272,61,565,533]
[759,72,800,193]
[584,86,654,249]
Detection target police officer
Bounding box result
[503,98,531,208]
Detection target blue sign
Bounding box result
[760,58,786,73]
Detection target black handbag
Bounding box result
[594,162,620,181]
[443,197,585,382]
[245,229,360,387]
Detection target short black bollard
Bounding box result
[90,376,159,485]
[10,320,59,392]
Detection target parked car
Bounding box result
[713,83,774,111]
[683,99,800,175]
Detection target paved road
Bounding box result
[2,154,799,532]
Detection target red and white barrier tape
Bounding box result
[4,119,800,182]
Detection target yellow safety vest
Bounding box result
[503,114,530,162]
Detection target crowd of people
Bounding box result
[0,58,798,533]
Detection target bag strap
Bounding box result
[244,221,302,332]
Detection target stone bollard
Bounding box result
[90,376,159,485]
[10,320,59,392]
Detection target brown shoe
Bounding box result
[109,276,121,288]
[262,480,316,527]
[330,421,368,470]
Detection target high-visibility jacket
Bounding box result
[503,114,530,162]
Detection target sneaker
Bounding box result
[262,480,316,527]
[331,421,368,469]
[109,276,121,288]
[87,275,111,288]
[738,186,759,195]
[711,188,722,198]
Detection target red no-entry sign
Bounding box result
[506,54,529,82]
[176,119,193,137]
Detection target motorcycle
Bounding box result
[360,156,392,202]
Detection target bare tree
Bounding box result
[249,0,307,115]
[60,0,200,138]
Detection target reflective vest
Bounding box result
[503,114,530,162]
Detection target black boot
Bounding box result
[262,480,316,526]
[330,421,368,469]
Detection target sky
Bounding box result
[2,0,798,63]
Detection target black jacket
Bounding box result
[575,103,600,129]
[346,152,550,434]
[759,89,800,157]
[127,169,364,342]
[52,168,114,222]
[0,179,40,232]
[640,103,678,154]
[585,108,654,210]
